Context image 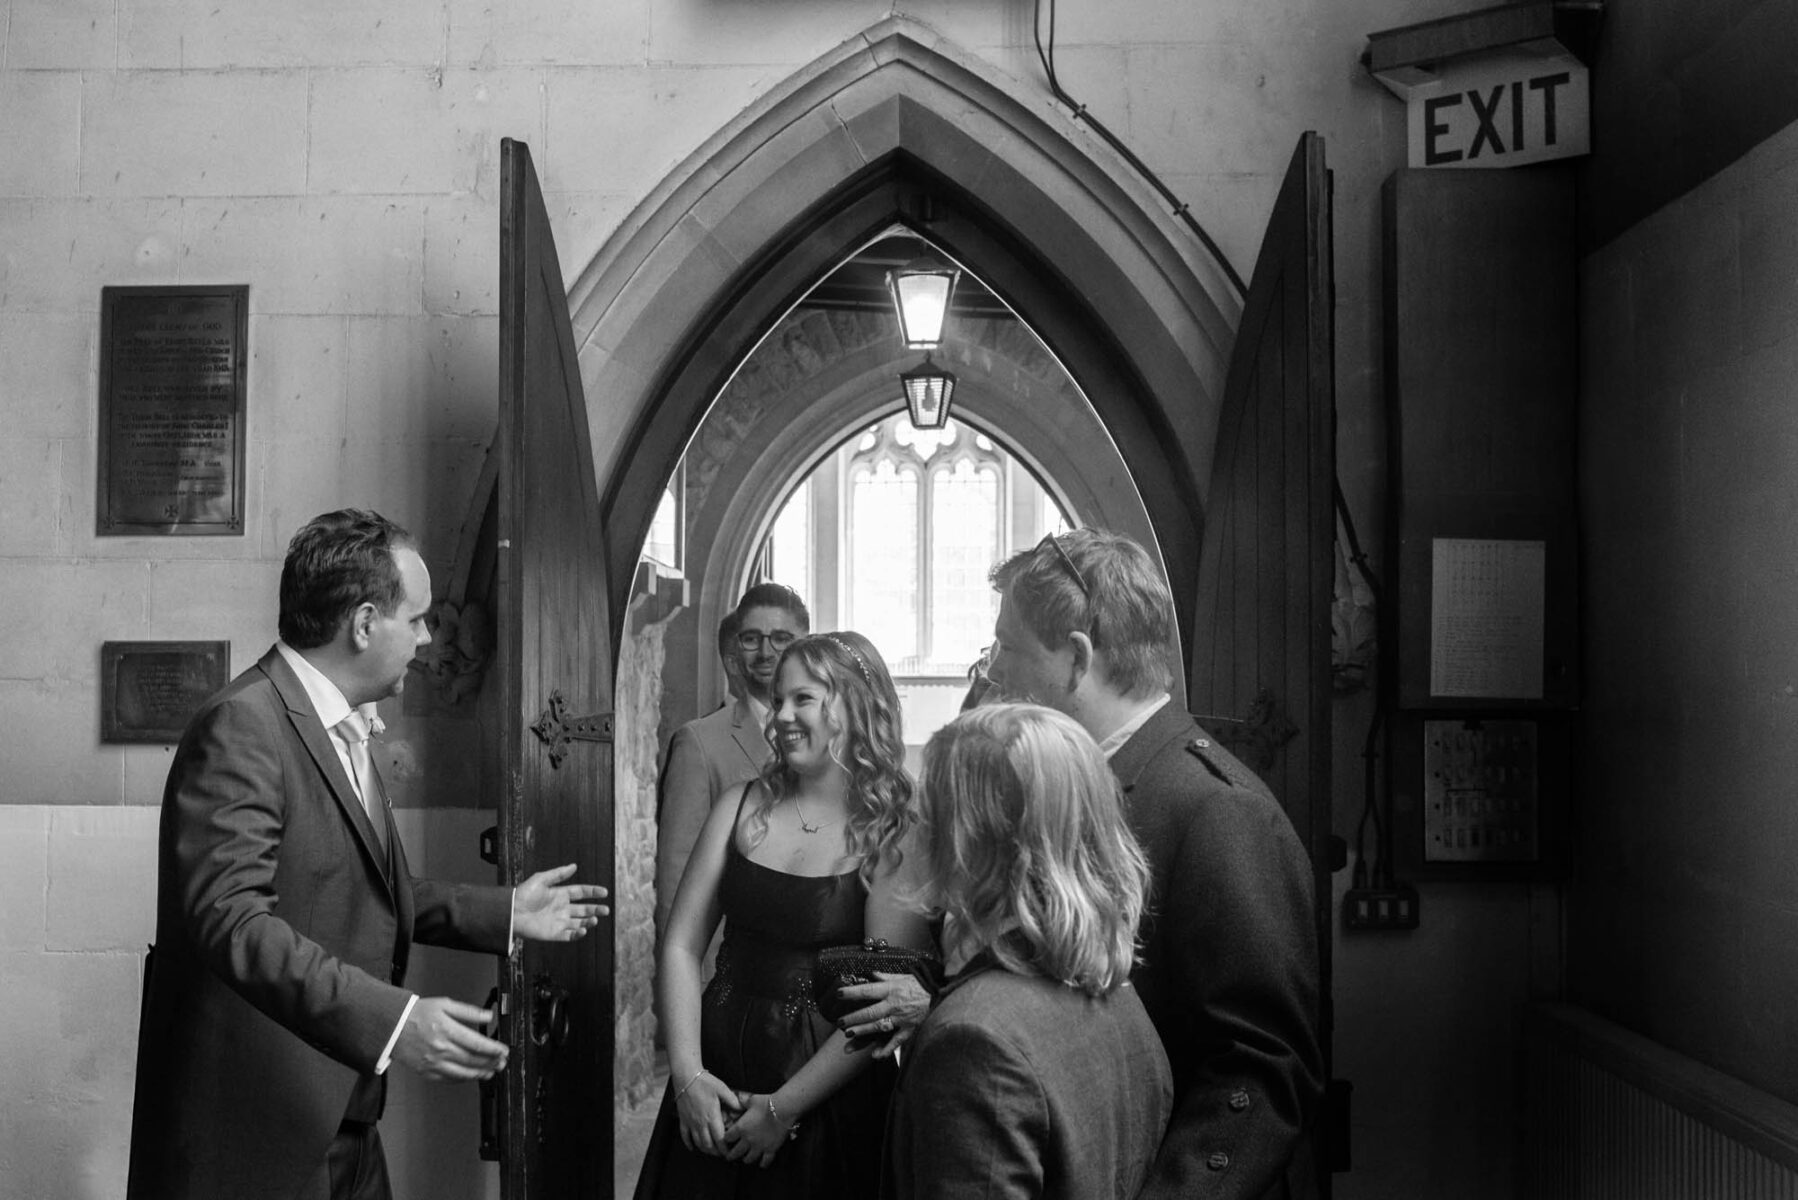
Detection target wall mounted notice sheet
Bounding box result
[1429,537,1545,699]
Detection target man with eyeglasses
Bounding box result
[986,527,1320,1200]
[653,582,810,957]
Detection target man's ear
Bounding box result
[1066,630,1095,683]
[348,602,378,650]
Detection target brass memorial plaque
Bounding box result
[97,285,247,536]
[101,640,230,744]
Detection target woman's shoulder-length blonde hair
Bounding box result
[919,703,1149,996]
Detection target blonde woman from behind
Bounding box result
[882,702,1171,1200]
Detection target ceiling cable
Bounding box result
[1033,0,1250,300]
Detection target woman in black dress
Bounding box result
[635,631,931,1199]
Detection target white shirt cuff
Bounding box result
[508,887,518,951]
[375,994,419,1075]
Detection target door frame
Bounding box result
[487,16,1336,1194]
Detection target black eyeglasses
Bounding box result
[1037,532,1090,598]
[736,629,798,652]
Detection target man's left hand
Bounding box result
[513,863,610,943]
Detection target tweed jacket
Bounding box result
[126,647,512,1200]
[1111,701,1323,1200]
[654,694,770,939]
[882,955,1173,1200]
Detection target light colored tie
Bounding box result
[335,711,384,846]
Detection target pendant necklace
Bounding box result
[793,796,835,834]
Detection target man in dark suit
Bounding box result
[982,527,1322,1200]
[127,509,608,1200]
[653,581,809,945]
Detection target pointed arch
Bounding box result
[678,325,1158,708]
[568,16,1242,665]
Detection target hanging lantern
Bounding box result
[900,354,957,429]
[886,255,961,350]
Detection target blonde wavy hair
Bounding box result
[919,703,1148,995]
[751,631,914,885]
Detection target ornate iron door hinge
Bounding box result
[529,689,613,768]
[1198,688,1298,774]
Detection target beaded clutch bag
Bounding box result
[814,937,942,1026]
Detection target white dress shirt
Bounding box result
[274,642,415,1074]
[1097,692,1170,760]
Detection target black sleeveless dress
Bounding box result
[633,804,892,1199]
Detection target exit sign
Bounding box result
[1406,53,1589,169]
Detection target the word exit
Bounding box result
[1407,57,1590,169]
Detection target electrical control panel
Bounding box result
[1388,711,1566,881]
[1422,719,1538,863]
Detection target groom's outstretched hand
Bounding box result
[512,863,609,944]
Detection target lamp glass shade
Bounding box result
[900,358,956,429]
[886,258,960,350]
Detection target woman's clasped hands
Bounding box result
[719,1090,797,1168]
[673,1068,743,1157]
[673,1071,793,1169]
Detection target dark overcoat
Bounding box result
[1111,701,1323,1200]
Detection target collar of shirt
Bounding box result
[275,641,358,732]
[745,692,771,731]
[1097,693,1171,759]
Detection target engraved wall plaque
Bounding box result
[101,640,230,744]
[98,285,248,536]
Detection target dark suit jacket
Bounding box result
[1111,702,1323,1200]
[654,695,769,939]
[882,956,1172,1200]
[126,647,512,1200]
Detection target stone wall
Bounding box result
[616,578,679,1112]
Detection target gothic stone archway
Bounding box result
[577,10,1248,1147]
[569,17,1240,671]
[550,19,1331,1194]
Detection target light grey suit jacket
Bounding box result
[654,695,769,939]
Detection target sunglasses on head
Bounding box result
[1036,532,1090,598]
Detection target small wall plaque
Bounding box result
[97,285,248,536]
[101,640,230,744]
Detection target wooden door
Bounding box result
[494,137,615,1198]
[1189,132,1335,1192]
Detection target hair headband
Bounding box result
[823,633,875,687]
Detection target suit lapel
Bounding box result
[258,648,397,905]
[727,697,766,772]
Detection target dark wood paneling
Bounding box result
[1190,133,1336,1197]
[496,138,615,1198]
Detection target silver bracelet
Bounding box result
[766,1094,800,1141]
[675,1068,709,1099]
